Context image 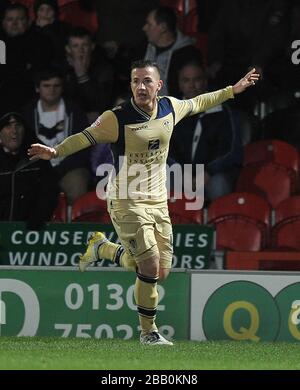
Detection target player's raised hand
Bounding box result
[27,143,57,160]
[232,68,260,95]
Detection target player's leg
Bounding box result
[129,207,173,345]
[154,207,173,282]
[79,231,136,272]
[79,202,137,272]
[136,250,173,346]
[109,208,161,340]
[134,208,173,345]
[106,206,172,344]
[135,252,159,336]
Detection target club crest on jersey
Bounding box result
[148,139,160,150]
[91,116,101,127]
[163,119,171,132]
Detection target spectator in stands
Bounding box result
[0,112,58,229]
[169,61,243,202]
[30,0,71,65]
[96,0,159,50]
[0,2,53,111]
[57,26,114,123]
[143,6,202,96]
[21,67,91,204]
[207,0,291,111]
[94,0,159,91]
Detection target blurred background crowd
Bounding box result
[1,0,300,230]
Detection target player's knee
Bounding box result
[137,254,160,278]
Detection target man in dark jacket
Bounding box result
[143,6,202,96]
[58,26,114,124]
[22,67,91,204]
[0,112,58,229]
[170,61,243,202]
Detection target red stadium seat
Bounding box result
[271,196,300,251]
[226,250,300,270]
[208,192,270,251]
[243,196,300,270]
[236,163,294,208]
[272,219,300,252]
[243,140,299,192]
[182,6,198,36]
[52,192,67,223]
[155,0,207,58]
[159,0,185,29]
[59,1,98,33]
[274,195,300,225]
[168,192,203,224]
[159,0,197,33]
[71,191,110,223]
[244,139,299,171]
[226,196,300,270]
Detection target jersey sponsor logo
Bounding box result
[148,139,160,150]
[131,124,148,131]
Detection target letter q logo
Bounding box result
[0,279,40,336]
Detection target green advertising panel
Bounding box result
[0,269,190,339]
[0,222,213,269]
[202,281,280,342]
[191,273,300,342]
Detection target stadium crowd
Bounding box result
[1,0,300,231]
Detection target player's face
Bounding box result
[0,118,25,154]
[178,65,207,99]
[130,66,163,113]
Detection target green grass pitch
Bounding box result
[0,337,300,370]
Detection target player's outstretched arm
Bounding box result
[27,130,95,161]
[232,68,260,95]
[28,143,56,160]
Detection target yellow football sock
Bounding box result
[97,241,119,260]
[98,242,136,271]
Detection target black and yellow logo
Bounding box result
[148,139,160,150]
